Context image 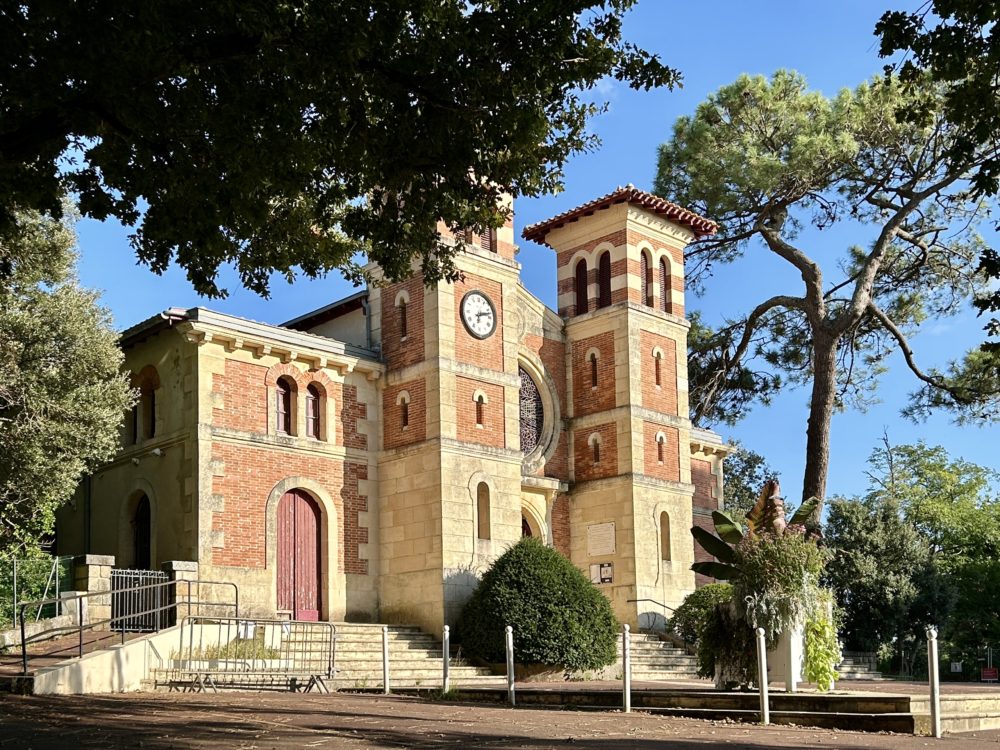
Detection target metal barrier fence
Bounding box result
[18,579,239,674]
[167,616,336,693]
[3,556,73,628]
[111,568,170,632]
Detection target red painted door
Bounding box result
[276,489,321,621]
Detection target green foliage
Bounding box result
[666,583,732,645]
[0,210,134,557]
[0,1,679,297]
[456,538,618,671]
[803,592,840,692]
[655,69,1000,502]
[697,600,758,686]
[720,442,779,521]
[0,554,72,628]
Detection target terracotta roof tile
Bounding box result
[522,185,716,246]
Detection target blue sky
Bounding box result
[74,1,997,499]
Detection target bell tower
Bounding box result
[523,185,717,626]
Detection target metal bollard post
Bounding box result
[927,626,941,738]
[505,625,515,707]
[443,625,451,694]
[623,623,632,713]
[756,627,770,726]
[382,625,390,695]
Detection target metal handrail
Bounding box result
[17,578,239,675]
[627,597,678,616]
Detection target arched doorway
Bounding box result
[132,494,151,570]
[277,489,321,621]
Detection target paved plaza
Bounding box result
[1,691,998,749]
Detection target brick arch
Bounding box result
[131,364,160,389]
[264,362,307,389]
[306,369,336,395]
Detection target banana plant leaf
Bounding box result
[711,510,744,545]
[691,560,741,580]
[745,482,773,535]
[789,496,820,526]
[691,526,737,564]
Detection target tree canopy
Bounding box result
[0,1,678,297]
[0,210,133,557]
[654,70,1000,506]
[720,441,778,521]
[876,2,1000,349]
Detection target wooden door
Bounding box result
[276,489,321,621]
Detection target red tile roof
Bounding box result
[522,185,717,247]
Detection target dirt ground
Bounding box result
[1,692,998,750]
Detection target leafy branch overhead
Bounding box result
[656,70,1000,504]
[0,1,679,297]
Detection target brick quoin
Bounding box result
[452,272,503,370]
[573,422,618,482]
[571,332,615,418]
[210,443,369,575]
[382,378,426,449]
[643,422,680,482]
[551,494,571,556]
[381,277,425,370]
[640,331,678,417]
[455,376,505,448]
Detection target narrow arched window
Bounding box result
[641,252,652,306]
[598,252,612,308]
[306,384,321,439]
[140,387,156,439]
[654,352,662,387]
[276,377,294,434]
[129,404,139,445]
[660,512,671,561]
[657,434,665,464]
[477,482,491,540]
[589,434,601,464]
[590,352,598,388]
[399,300,408,338]
[402,399,410,428]
[659,258,669,313]
[475,394,485,426]
[575,259,589,315]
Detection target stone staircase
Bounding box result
[619,632,702,681]
[332,623,501,690]
[836,653,883,681]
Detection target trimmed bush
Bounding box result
[456,538,618,670]
[667,583,733,644]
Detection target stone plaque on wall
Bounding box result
[587,522,616,557]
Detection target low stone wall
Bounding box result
[0,614,75,651]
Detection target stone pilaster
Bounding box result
[73,554,115,629]
[162,560,200,621]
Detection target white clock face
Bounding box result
[461,290,496,339]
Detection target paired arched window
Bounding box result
[598,252,612,308]
[574,259,589,315]
[659,257,670,313]
[477,482,491,540]
[129,365,160,444]
[306,383,322,439]
[641,251,653,307]
[660,512,671,561]
[276,376,295,434]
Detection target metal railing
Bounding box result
[168,616,336,693]
[111,568,170,632]
[17,578,238,675]
[4,556,73,627]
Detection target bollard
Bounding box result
[927,626,941,738]
[382,625,390,695]
[505,625,515,707]
[443,625,451,694]
[622,623,632,713]
[756,627,770,726]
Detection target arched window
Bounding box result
[660,512,671,561]
[481,228,498,253]
[306,383,322,439]
[598,252,612,308]
[397,391,411,429]
[575,259,589,315]
[659,257,669,313]
[521,515,533,538]
[399,300,408,338]
[656,433,666,464]
[589,433,602,464]
[130,365,160,443]
[477,482,491,540]
[519,367,544,455]
[276,376,295,434]
[654,351,662,387]
[141,387,156,439]
[589,352,598,388]
[475,394,486,427]
[641,251,653,306]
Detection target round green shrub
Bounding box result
[667,583,733,644]
[456,538,618,670]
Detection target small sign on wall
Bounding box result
[590,562,614,584]
[587,522,616,557]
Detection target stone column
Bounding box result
[162,560,199,623]
[73,555,115,630]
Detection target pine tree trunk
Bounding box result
[802,334,838,512]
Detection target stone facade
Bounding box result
[56,187,728,632]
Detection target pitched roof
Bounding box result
[521,185,717,247]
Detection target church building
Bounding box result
[56,186,729,633]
